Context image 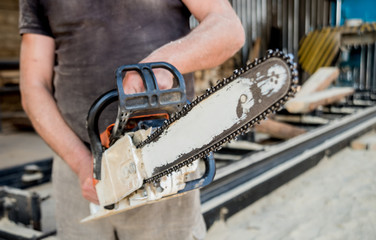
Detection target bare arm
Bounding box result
[20,34,98,203]
[148,0,245,72]
[124,0,245,93]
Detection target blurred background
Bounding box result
[1,0,376,239]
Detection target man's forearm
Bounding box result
[21,84,91,175]
[143,0,245,74]
[21,82,98,203]
[20,34,91,175]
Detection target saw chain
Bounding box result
[139,49,299,184]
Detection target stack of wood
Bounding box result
[285,67,354,114]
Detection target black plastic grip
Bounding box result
[86,89,118,180]
[116,62,186,113]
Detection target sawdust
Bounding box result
[205,141,376,240]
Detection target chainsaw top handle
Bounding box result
[87,62,187,180]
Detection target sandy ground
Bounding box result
[0,131,53,168]
[206,144,376,239]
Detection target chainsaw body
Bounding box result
[85,62,215,221]
[84,50,298,222]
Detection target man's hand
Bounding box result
[122,68,174,94]
[77,154,100,204]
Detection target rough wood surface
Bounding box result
[286,87,354,114]
[254,119,306,139]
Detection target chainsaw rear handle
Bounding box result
[87,62,187,180]
[87,89,118,180]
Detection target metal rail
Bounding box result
[201,105,376,228]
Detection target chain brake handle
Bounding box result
[112,62,187,141]
[87,62,187,180]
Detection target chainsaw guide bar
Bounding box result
[139,49,299,184]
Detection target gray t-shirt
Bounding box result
[19,0,194,142]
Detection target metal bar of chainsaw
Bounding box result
[139,54,297,182]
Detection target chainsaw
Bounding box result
[82,49,298,222]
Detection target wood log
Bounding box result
[254,119,306,140]
[285,87,354,114]
[295,67,339,98]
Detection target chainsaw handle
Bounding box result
[111,62,187,144]
[87,62,187,180]
[86,89,118,180]
[178,153,216,194]
[115,62,186,113]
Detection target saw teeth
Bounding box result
[139,50,298,183]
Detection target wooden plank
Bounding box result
[223,140,264,151]
[351,132,376,150]
[274,115,330,125]
[254,119,306,140]
[286,87,354,114]
[295,67,340,98]
[214,153,242,161]
[0,70,19,86]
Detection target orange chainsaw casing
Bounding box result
[99,112,170,149]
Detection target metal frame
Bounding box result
[190,0,334,65]
[0,158,52,189]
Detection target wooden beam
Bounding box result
[295,67,339,98]
[254,119,306,140]
[223,140,264,151]
[285,87,354,114]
